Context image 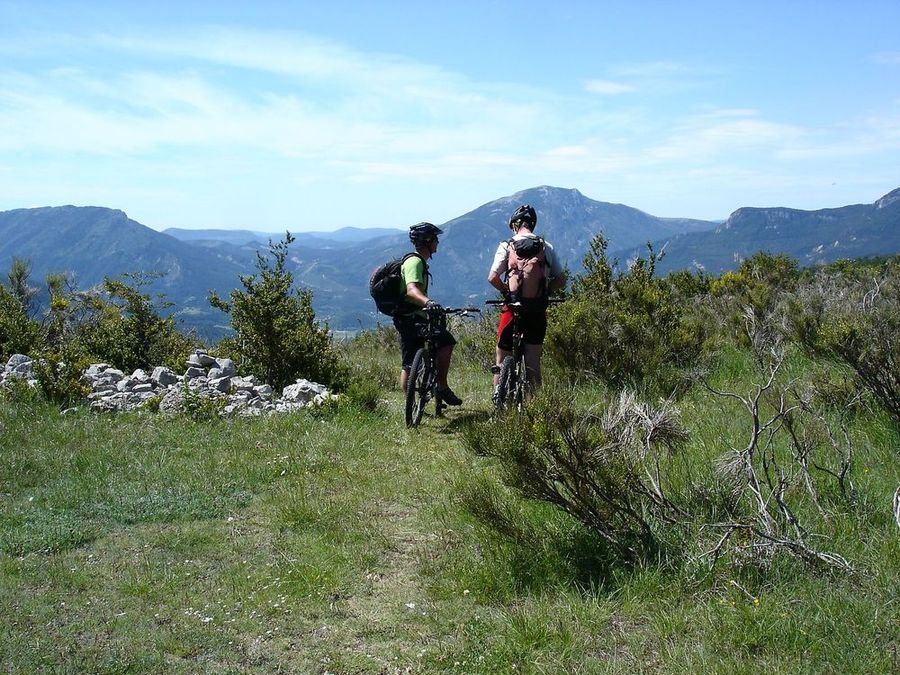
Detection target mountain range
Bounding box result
[620,187,900,275]
[163,226,404,249]
[1,186,897,338]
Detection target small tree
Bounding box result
[7,257,38,316]
[79,273,197,372]
[29,273,92,404]
[210,233,339,390]
[0,258,40,360]
[706,252,799,350]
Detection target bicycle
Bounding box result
[486,297,564,412]
[405,306,480,428]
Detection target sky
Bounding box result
[1,1,899,232]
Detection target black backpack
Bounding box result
[510,235,545,259]
[369,252,425,316]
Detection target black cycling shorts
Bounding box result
[393,314,457,370]
[496,307,547,350]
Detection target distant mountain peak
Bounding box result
[509,185,585,203]
[875,187,900,210]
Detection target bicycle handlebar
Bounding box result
[444,306,481,315]
[485,297,566,306]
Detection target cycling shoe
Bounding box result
[437,386,463,406]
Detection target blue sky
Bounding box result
[1,0,898,232]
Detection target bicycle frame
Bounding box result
[404,311,445,427]
[405,307,479,428]
[488,301,528,411]
[487,297,563,411]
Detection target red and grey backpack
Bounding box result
[506,236,548,304]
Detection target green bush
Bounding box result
[210,233,340,390]
[7,270,197,404]
[546,235,706,397]
[462,387,689,562]
[0,285,39,361]
[0,373,44,407]
[178,382,227,421]
[786,262,900,423]
[31,341,93,406]
[341,376,382,411]
[0,258,41,361]
[78,274,199,372]
[707,252,799,349]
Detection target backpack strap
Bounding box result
[401,252,429,284]
[504,238,523,289]
[398,252,430,306]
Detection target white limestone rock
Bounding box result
[281,378,328,403]
[215,358,236,377]
[210,376,234,393]
[151,366,178,387]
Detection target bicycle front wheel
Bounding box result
[405,348,430,427]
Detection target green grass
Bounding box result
[1,340,898,673]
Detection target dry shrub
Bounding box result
[462,387,688,561]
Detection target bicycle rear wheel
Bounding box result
[405,348,430,427]
[511,354,528,411]
[497,355,515,409]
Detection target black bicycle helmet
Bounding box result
[509,204,537,230]
[409,221,443,245]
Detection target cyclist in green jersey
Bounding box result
[392,222,463,406]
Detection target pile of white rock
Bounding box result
[0,354,37,387]
[2,350,338,417]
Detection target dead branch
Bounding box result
[894,487,900,530]
[703,351,855,574]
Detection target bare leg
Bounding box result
[400,367,409,392]
[494,346,512,387]
[523,343,543,390]
[436,344,453,388]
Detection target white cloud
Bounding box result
[584,79,635,95]
[604,60,718,94]
[97,28,486,103]
[649,115,806,162]
[1,25,898,228]
[871,51,900,64]
[0,27,558,166]
[609,61,691,77]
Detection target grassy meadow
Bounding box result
[1,321,897,674]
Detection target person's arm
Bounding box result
[488,270,508,295]
[545,243,567,293]
[487,242,509,294]
[405,281,430,307]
